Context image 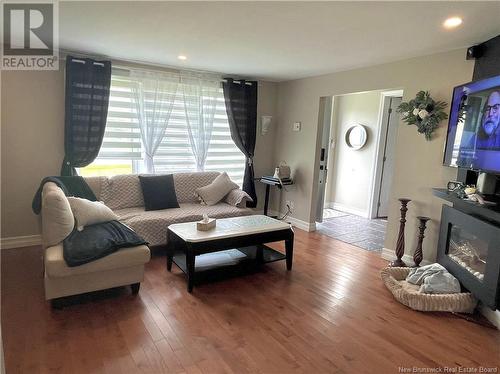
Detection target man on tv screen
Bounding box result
[469,90,500,150]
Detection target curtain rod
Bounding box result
[60,50,258,85]
[113,65,254,85]
[70,58,105,67]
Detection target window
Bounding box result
[80,69,246,184]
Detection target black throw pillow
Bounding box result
[138,175,180,211]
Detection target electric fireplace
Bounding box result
[437,205,500,309]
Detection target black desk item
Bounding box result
[259,177,293,216]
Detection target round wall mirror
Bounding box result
[345,125,368,150]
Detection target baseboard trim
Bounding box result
[331,203,369,218]
[254,209,316,232]
[381,247,432,267]
[324,202,334,209]
[1,235,42,250]
[284,215,316,232]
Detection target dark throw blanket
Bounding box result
[32,176,97,214]
[63,220,148,267]
[33,176,147,267]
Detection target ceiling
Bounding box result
[59,1,500,81]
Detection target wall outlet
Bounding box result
[286,200,294,211]
[293,122,301,132]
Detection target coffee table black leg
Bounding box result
[264,184,270,216]
[186,244,195,293]
[285,231,294,270]
[256,245,264,266]
[166,250,173,271]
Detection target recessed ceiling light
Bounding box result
[178,55,187,61]
[443,17,462,29]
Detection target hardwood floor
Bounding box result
[2,229,499,373]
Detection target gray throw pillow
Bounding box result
[224,189,253,207]
[195,172,239,206]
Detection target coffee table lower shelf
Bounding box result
[171,245,286,285]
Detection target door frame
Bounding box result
[368,89,404,219]
[315,96,334,223]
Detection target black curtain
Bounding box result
[222,78,258,207]
[61,56,112,176]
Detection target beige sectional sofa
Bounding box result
[42,171,254,302]
[84,171,254,246]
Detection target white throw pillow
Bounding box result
[67,197,119,231]
[42,186,75,247]
[195,172,239,206]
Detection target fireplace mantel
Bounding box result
[432,188,500,224]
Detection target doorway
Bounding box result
[371,92,403,218]
[314,89,403,251]
[315,96,333,223]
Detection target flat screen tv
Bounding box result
[443,75,500,174]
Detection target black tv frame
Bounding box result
[442,76,500,175]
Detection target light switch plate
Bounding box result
[293,122,301,132]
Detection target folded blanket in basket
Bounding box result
[406,263,461,294]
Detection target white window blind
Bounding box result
[93,69,246,184]
[101,75,142,160]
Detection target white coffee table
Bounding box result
[166,215,294,292]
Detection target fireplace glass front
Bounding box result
[447,225,488,282]
[437,205,500,309]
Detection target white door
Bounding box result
[377,96,401,218]
[315,97,333,222]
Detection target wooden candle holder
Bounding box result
[413,216,430,267]
[390,198,411,267]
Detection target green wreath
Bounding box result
[397,91,448,141]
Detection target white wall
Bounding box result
[325,91,381,217]
[272,49,474,263]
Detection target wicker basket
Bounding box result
[380,267,477,313]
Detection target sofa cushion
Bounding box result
[84,176,108,200]
[100,174,144,210]
[115,203,254,246]
[173,172,220,203]
[42,183,75,247]
[224,189,253,207]
[67,197,119,231]
[195,172,239,205]
[45,243,150,278]
[138,174,179,211]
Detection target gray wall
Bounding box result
[0,48,477,265]
[0,67,278,238]
[1,69,65,238]
[272,49,474,263]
